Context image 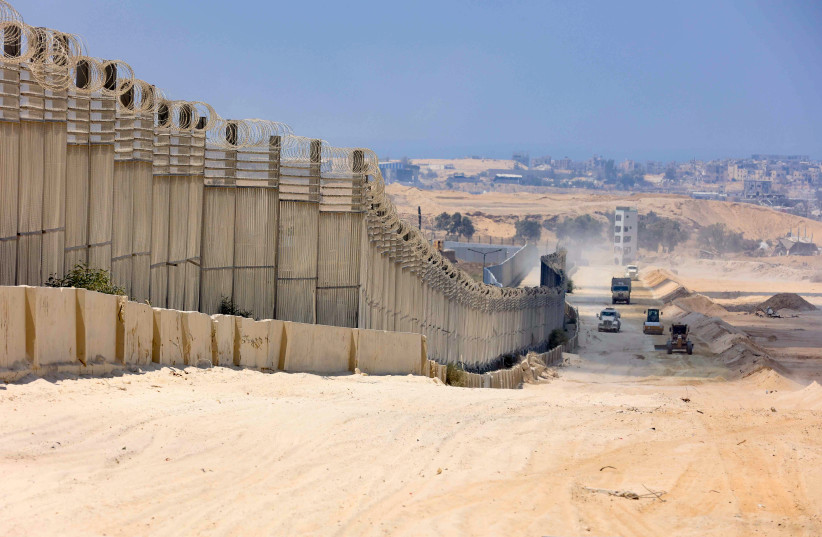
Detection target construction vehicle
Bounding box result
[625,264,639,280]
[643,308,663,335]
[611,277,632,304]
[666,323,693,355]
[597,307,621,332]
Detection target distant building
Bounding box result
[512,152,530,167]
[553,157,572,170]
[751,154,809,162]
[378,160,420,184]
[448,172,477,184]
[691,191,727,201]
[743,179,773,199]
[613,206,638,265]
[771,238,818,256]
[619,159,637,173]
[493,173,522,184]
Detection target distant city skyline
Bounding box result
[20,0,822,161]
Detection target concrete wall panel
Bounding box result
[26,286,77,368]
[355,329,424,375]
[211,314,236,367]
[266,319,284,370]
[0,286,26,370]
[121,300,153,365]
[235,317,270,369]
[152,308,184,366]
[282,322,353,374]
[182,311,212,367]
[77,289,119,366]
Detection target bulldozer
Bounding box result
[666,323,693,354]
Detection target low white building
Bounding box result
[614,206,638,265]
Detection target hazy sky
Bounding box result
[17,0,822,161]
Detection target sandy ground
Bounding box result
[388,184,822,245]
[2,266,821,536]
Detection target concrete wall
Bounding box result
[0,285,430,381]
[483,244,539,287]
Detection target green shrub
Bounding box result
[548,328,569,349]
[446,363,468,387]
[218,296,252,318]
[566,278,574,294]
[46,263,125,295]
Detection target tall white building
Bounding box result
[614,206,638,265]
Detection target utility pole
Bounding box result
[467,248,504,273]
[418,206,422,230]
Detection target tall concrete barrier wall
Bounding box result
[483,244,539,287]
[0,285,429,382]
[0,3,566,368]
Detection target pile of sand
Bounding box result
[757,293,817,313]
[667,308,770,373]
[674,294,728,317]
[642,268,691,303]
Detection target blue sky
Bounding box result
[17,0,822,161]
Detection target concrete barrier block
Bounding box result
[153,308,184,366]
[266,319,285,370]
[76,289,119,366]
[26,286,78,368]
[182,311,213,367]
[282,322,354,374]
[483,374,491,388]
[437,363,447,384]
[120,300,153,365]
[491,371,501,389]
[0,286,27,370]
[355,329,424,375]
[235,317,269,369]
[211,314,236,367]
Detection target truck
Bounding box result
[597,307,621,332]
[643,308,663,335]
[625,264,639,280]
[611,277,632,305]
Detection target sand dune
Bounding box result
[389,184,822,242]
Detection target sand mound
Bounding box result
[792,381,822,410]
[742,367,801,392]
[757,293,817,313]
[674,294,728,317]
[667,309,770,373]
[641,268,691,303]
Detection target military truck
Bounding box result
[611,277,632,304]
[643,308,663,335]
[666,323,693,354]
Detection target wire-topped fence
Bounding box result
[0,0,566,366]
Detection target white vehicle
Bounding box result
[625,265,639,280]
[597,307,621,333]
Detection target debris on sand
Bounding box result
[583,486,667,501]
[756,293,817,313]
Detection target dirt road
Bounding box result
[568,265,731,380]
[1,266,820,536]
